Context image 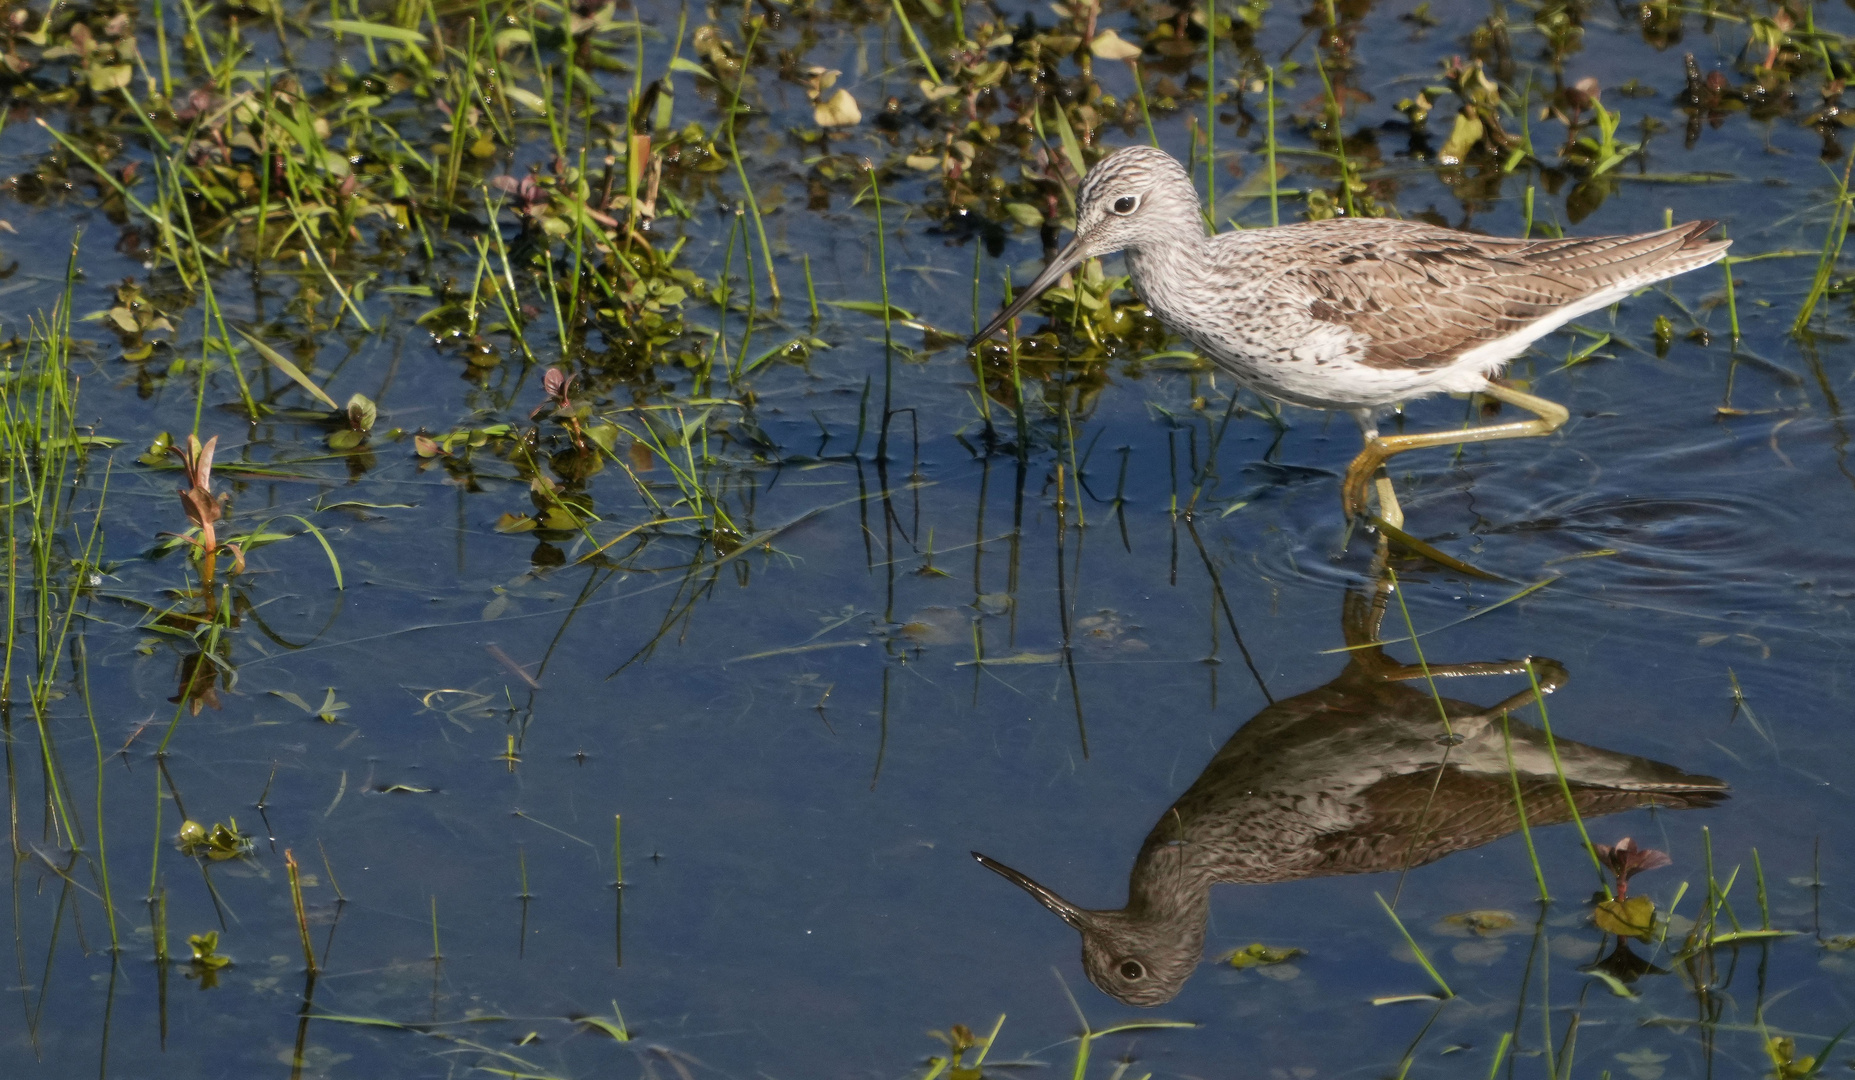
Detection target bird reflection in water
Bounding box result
[974,568,1726,1006]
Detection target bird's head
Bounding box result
[973,850,1202,1007]
[970,145,1202,345]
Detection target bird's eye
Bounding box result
[1119,960,1145,980]
[1111,195,1139,215]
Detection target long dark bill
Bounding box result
[968,234,1090,347]
[972,851,1093,931]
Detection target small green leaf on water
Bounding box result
[1593,896,1657,939]
[187,931,231,968]
[1089,29,1143,60]
[584,421,619,454]
[1004,202,1044,228]
[179,818,251,860]
[1766,1036,1817,1079]
[496,513,537,533]
[1587,968,1639,998]
[346,393,377,433]
[328,429,365,450]
[1439,909,1519,937]
[236,327,339,410]
[1223,943,1305,969]
[139,431,173,466]
[87,63,132,93]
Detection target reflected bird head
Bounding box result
[973,851,1200,1007]
[969,146,1203,346]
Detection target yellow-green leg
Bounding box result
[1342,384,1570,524]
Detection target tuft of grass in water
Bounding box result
[1794,145,1855,335]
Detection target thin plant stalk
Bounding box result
[870,166,895,461]
[1374,892,1453,998]
[286,850,317,974]
[891,0,942,84]
[722,24,780,301]
[1502,715,1551,903]
[1266,64,1279,226]
[1524,659,1612,900]
[1203,0,1215,224]
[1794,144,1855,333]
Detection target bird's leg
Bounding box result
[1376,656,1569,689]
[1348,410,1406,530]
[1341,384,1571,523]
[1374,476,1404,531]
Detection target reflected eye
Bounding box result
[1119,960,1145,980]
[1112,195,1139,215]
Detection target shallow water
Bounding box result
[6,0,1855,1077]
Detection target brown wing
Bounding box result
[1272,218,1727,370]
[1306,767,1725,877]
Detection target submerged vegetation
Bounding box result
[3,0,1855,1075]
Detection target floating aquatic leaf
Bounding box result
[1089,29,1143,60]
[346,393,377,433]
[1438,909,1520,937]
[178,818,250,861]
[814,89,861,127]
[1587,967,1639,998]
[1766,1036,1816,1079]
[1004,202,1045,228]
[186,931,230,988]
[1223,943,1305,969]
[1593,895,1657,939]
[188,931,230,968]
[138,432,173,466]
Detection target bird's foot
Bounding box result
[1340,438,1393,524]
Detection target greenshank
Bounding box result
[971,146,1730,528]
